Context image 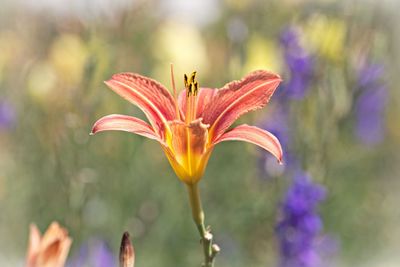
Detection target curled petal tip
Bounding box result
[104,79,117,88]
[90,125,97,135]
[272,76,282,84]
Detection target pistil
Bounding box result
[170,64,180,120]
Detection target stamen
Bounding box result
[193,81,199,96]
[186,94,193,124]
[189,71,197,84]
[184,71,199,123]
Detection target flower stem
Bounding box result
[186,183,219,267]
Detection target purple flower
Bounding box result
[278,27,314,100]
[68,239,116,267]
[263,106,290,153]
[0,100,15,129]
[258,106,288,177]
[258,26,314,179]
[356,64,384,89]
[276,172,326,267]
[258,106,299,178]
[355,85,387,145]
[354,63,387,145]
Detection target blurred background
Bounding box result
[0,0,399,266]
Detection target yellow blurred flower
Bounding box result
[305,15,347,63]
[244,34,282,75]
[0,31,23,82]
[49,34,88,86]
[152,21,209,87]
[27,61,57,102]
[224,0,252,10]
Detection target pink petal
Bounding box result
[177,89,186,117]
[27,224,41,267]
[105,73,177,135]
[177,87,217,120]
[91,114,161,142]
[201,70,281,142]
[214,124,283,163]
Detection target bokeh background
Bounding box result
[1,0,400,266]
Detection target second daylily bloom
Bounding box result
[91,68,283,184]
[26,222,72,267]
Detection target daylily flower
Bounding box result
[91,68,283,184]
[26,222,72,267]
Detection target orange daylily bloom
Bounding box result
[26,222,72,267]
[91,69,283,184]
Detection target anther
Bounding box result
[184,74,189,88]
[184,71,199,96]
[193,81,199,96]
[189,71,197,84]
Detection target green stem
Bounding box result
[186,183,219,267]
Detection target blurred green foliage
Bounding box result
[0,0,399,266]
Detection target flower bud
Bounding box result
[119,232,134,267]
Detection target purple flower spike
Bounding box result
[279,27,314,100]
[357,64,384,89]
[258,106,295,178]
[280,27,300,50]
[93,240,115,267]
[354,62,387,145]
[0,100,15,129]
[276,172,326,267]
[258,105,301,178]
[68,239,116,267]
[355,85,387,145]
